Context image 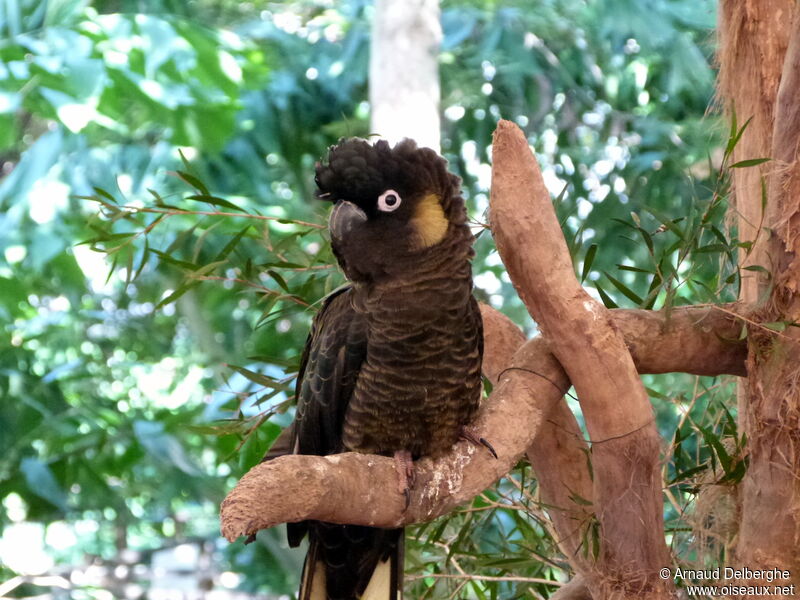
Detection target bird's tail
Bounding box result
[298,523,403,600]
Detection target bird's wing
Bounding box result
[260,286,365,464]
[288,288,403,600]
[284,285,367,549]
[292,285,368,457]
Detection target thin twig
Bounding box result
[116,204,326,229]
[189,275,310,306]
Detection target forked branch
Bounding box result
[220,303,745,542]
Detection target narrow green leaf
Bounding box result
[642,277,661,310]
[254,295,280,329]
[645,386,667,399]
[166,223,199,254]
[580,244,597,283]
[742,264,769,273]
[616,264,654,274]
[228,365,281,388]
[148,188,165,204]
[93,186,118,204]
[637,227,654,254]
[151,249,200,271]
[699,425,732,473]
[726,115,752,157]
[133,238,149,281]
[611,217,638,231]
[189,260,227,277]
[238,426,269,472]
[603,272,644,305]
[124,245,134,286]
[186,194,244,212]
[215,225,251,261]
[594,283,618,308]
[258,261,307,269]
[193,220,223,262]
[568,492,593,507]
[105,252,119,285]
[719,457,748,484]
[156,280,199,309]
[242,258,254,279]
[642,206,685,239]
[710,225,732,246]
[730,157,770,169]
[91,231,135,243]
[668,464,708,484]
[174,170,210,196]
[266,269,291,293]
[763,321,787,332]
[724,111,738,157]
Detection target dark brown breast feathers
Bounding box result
[342,231,483,458]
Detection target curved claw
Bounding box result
[393,450,415,511]
[460,426,498,459]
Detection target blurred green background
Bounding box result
[1,0,740,598]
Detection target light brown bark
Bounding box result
[717,0,794,445]
[481,308,595,573]
[489,120,671,599]
[717,0,792,304]
[733,3,800,587]
[485,303,749,583]
[220,304,745,543]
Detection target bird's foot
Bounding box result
[460,426,498,459]
[393,449,415,510]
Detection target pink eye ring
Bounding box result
[377,189,402,212]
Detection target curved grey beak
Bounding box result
[329,200,367,242]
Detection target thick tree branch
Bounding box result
[616,305,747,376]
[482,306,596,573]
[220,304,745,543]
[489,120,670,598]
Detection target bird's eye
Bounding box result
[377,189,402,212]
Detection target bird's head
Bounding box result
[315,138,467,282]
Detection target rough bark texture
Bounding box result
[717,0,792,304]
[489,120,672,599]
[220,304,745,543]
[731,3,800,587]
[526,389,594,573]
[370,0,441,151]
[481,306,595,571]
[484,303,748,584]
[717,0,794,440]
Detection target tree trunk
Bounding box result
[369,0,442,151]
[718,0,800,589]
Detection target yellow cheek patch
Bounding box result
[411,193,449,248]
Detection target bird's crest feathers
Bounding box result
[315,138,466,281]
